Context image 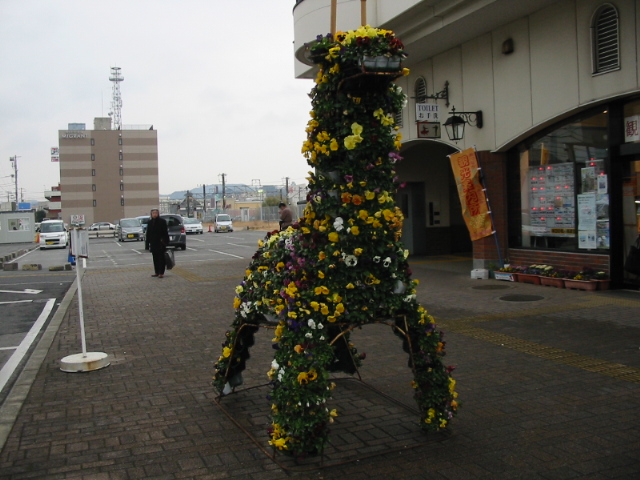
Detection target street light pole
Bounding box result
[9,156,20,208]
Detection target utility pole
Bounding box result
[284,177,290,204]
[9,156,19,208]
[186,190,191,217]
[202,184,207,213]
[220,173,227,210]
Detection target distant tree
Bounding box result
[263,196,281,207]
[35,210,47,222]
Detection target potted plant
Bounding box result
[563,268,601,291]
[517,265,543,285]
[537,265,565,288]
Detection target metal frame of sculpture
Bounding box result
[213,26,458,458]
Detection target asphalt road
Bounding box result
[0,229,270,407]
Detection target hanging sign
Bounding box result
[449,148,494,241]
[415,103,439,122]
[417,122,441,138]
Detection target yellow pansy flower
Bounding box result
[328,232,339,243]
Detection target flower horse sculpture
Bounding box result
[213,26,458,457]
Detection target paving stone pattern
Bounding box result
[0,254,639,479]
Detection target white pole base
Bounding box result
[60,352,110,373]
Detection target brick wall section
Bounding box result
[508,249,610,275]
[472,151,508,265]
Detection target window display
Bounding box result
[518,111,609,251]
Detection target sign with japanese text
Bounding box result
[625,115,639,142]
[449,148,493,241]
[415,103,439,122]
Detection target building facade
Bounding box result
[58,118,159,226]
[293,0,640,288]
[43,185,61,219]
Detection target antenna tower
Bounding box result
[108,66,124,130]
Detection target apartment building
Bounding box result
[58,117,159,225]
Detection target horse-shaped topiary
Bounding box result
[213,26,458,458]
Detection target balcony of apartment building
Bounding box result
[44,188,62,218]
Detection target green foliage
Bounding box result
[213,25,458,457]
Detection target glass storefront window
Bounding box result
[518,111,609,251]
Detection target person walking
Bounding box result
[279,202,293,230]
[146,208,169,278]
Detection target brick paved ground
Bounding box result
[0,252,639,479]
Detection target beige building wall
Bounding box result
[59,120,159,225]
[293,0,640,152]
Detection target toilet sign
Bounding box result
[417,122,441,138]
[416,103,440,122]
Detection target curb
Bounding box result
[0,274,79,452]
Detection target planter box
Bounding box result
[494,272,515,282]
[517,273,542,285]
[563,279,598,291]
[594,279,610,290]
[539,276,565,288]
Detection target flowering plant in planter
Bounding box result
[572,267,608,280]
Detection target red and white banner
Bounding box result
[449,148,494,241]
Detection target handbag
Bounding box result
[624,236,640,275]
[164,249,175,270]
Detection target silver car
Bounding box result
[116,218,145,242]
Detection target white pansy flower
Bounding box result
[383,257,392,267]
[344,255,358,267]
[333,217,344,231]
[308,319,317,329]
[373,256,381,263]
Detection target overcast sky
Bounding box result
[0,1,315,202]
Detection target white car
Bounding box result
[39,220,69,249]
[214,214,233,233]
[88,222,116,231]
[184,217,203,234]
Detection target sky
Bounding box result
[0,0,316,202]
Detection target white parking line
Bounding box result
[208,249,243,259]
[0,298,55,393]
[226,243,253,248]
[0,300,33,305]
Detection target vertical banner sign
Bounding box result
[449,148,494,241]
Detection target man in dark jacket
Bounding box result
[146,209,170,278]
[279,202,293,230]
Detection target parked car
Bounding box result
[184,217,203,234]
[214,214,234,233]
[116,218,145,242]
[39,220,69,250]
[88,222,116,231]
[136,215,152,249]
[160,214,186,250]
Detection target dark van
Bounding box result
[160,214,186,250]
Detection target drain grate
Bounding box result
[472,285,511,291]
[499,294,545,302]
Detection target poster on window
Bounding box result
[581,167,596,193]
[449,148,494,241]
[577,193,597,249]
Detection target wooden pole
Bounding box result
[361,0,367,26]
[331,0,337,36]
